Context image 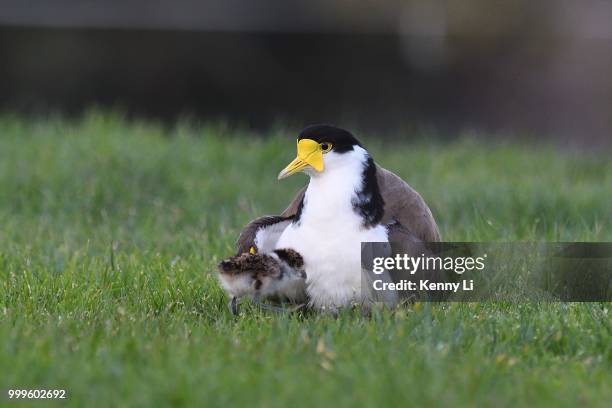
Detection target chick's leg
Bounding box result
[228,296,238,315]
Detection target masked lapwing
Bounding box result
[236,125,440,310]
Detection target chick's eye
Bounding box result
[320,143,333,153]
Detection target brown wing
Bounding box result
[280,166,440,242]
[235,186,306,255]
[387,222,422,246]
[237,162,440,254]
[235,215,292,254]
[280,186,307,217]
[376,164,441,242]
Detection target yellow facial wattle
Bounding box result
[277,139,325,180]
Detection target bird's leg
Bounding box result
[320,305,339,318]
[249,293,303,313]
[251,286,289,312]
[228,296,238,315]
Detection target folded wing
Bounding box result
[235,216,293,254]
[235,164,440,254]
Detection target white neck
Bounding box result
[300,146,368,224]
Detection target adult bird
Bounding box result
[236,125,440,309]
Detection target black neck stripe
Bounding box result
[352,156,384,228]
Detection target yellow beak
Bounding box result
[278,139,324,180]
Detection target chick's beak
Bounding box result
[278,139,324,180]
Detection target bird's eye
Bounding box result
[320,143,333,153]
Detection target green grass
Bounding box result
[0,112,610,407]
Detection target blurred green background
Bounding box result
[0,114,610,406]
[2,0,612,146]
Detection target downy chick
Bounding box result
[217,248,307,314]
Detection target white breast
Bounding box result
[276,147,389,309]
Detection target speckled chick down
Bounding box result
[217,248,307,303]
